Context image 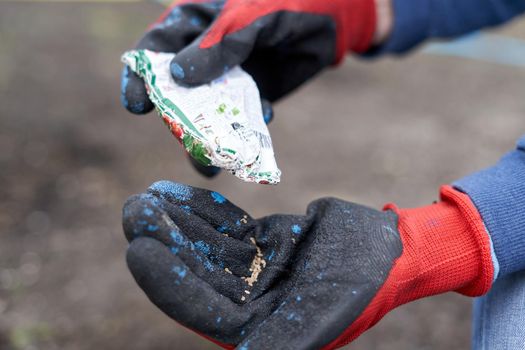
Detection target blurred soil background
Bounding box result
[0,2,524,349]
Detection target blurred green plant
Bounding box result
[9,324,53,350]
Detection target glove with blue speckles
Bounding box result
[122,181,494,349]
[121,0,379,178]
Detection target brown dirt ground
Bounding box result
[1,3,524,349]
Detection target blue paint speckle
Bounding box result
[194,254,215,272]
[277,301,287,311]
[169,231,218,272]
[216,317,222,324]
[172,265,187,285]
[189,16,202,26]
[287,312,301,322]
[266,249,275,261]
[303,260,310,270]
[172,266,187,279]
[170,229,185,246]
[195,240,211,255]
[147,224,158,232]
[171,62,185,80]
[263,106,273,124]
[137,193,162,206]
[235,219,241,227]
[150,181,193,201]
[162,7,182,27]
[203,259,214,272]
[195,254,215,272]
[296,295,302,302]
[180,205,192,214]
[211,191,226,204]
[217,225,228,233]
[291,224,301,235]
[143,208,154,216]
[240,329,246,336]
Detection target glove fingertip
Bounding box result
[121,66,154,115]
[261,99,274,125]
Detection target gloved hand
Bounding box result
[121,0,377,178]
[122,181,494,349]
[121,0,378,112]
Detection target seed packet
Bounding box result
[122,50,281,184]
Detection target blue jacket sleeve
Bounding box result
[376,0,525,54]
[454,136,525,279]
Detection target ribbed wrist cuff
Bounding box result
[385,185,494,299]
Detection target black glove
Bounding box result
[123,181,492,349]
[120,0,282,177]
[122,181,402,349]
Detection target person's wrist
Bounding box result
[373,0,393,45]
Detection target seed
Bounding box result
[243,237,266,287]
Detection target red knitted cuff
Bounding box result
[385,185,494,298]
[325,185,494,349]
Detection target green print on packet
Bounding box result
[121,49,281,184]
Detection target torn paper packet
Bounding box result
[121,50,281,184]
